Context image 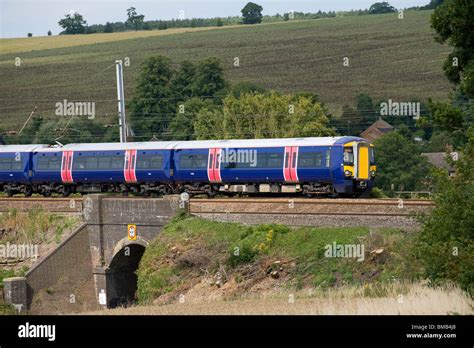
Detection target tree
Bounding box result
[241,2,263,25]
[169,98,216,140]
[34,118,105,144]
[171,61,197,100]
[369,2,396,14]
[128,56,175,140]
[104,22,114,33]
[216,18,223,27]
[416,126,474,295]
[191,57,227,98]
[332,94,377,136]
[431,0,474,98]
[126,7,145,30]
[373,131,430,192]
[27,33,33,37]
[194,91,335,140]
[426,0,444,9]
[47,30,52,36]
[17,116,43,144]
[230,81,266,98]
[58,12,87,34]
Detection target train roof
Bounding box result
[0,144,49,153]
[53,136,367,151]
[2,137,369,153]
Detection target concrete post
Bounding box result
[3,277,27,313]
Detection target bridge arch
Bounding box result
[106,237,149,308]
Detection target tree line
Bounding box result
[54,1,443,36]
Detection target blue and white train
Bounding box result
[0,136,376,197]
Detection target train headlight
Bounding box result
[370,170,376,177]
[344,170,352,177]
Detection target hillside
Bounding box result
[0,11,451,132]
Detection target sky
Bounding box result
[0,0,430,38]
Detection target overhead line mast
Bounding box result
[115,60,127,143]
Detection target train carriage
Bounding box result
[0,144,47,196]
[0,136,376,197]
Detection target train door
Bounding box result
[207,148,222,183]
[124,149,137,183]
[283,146,299,183]
[356,143,370,180]
[61,151,74,183]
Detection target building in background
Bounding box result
[360,118,394,142]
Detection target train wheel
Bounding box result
[5,189,14,197]
[42,190,51,198]
[61,186,71,197]
[24,186,33,197]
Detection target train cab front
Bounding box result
[338,141,376,196]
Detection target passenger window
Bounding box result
[48,157,61,170]
[86,157,99,169]
[37,156,49,170]
[98,157,112,170]
[111,156,123,169]
[343,148,354,165]
[73,157,86,170]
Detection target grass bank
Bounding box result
[137,214,424,305]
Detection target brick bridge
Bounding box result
[3,195,181,312]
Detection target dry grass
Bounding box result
[88,283,473,315]
[0,25,241,55]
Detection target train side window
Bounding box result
[48,157,61,170]
[267,154,283,168]
[98,156,112,170]
[37,156,49,170]
[111,156,123,169]
[343,147,354,165]
[137,156,150,169]
[0,158,12,170]
[298,152,323,168]
[369,147,375,165]
[181,154,208,169]
[11,159,22,170]
[292,153,297,168]
[285,153,289,168]
[150,155,163,169]
[73,157,86,170]
[86,157,99,170]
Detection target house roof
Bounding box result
[360,118,394,142]
[421,152,459,171]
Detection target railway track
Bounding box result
[0,196,434,218]
[0,197,83,213]
[188,198,434,217]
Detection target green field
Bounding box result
[0,11,451,131]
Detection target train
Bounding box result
[0,136,375,197]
